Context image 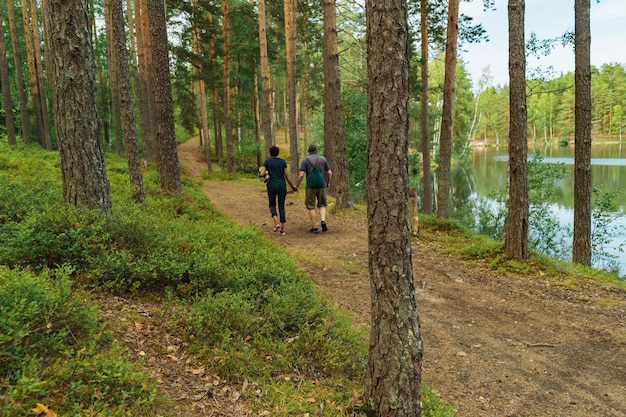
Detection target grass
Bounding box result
[0,142,458,416]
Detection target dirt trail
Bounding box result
[178,137,626,417]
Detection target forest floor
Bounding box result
[105,137,626,417]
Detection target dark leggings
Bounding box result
[267,185,287,223]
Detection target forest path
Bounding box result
[178,136,626,417]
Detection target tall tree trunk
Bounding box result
[323,0,352,209]
[192,0,211,173]
[420,0,433,215]
[222,0,235,176]
[437,0,459,219]
[45,0,112,214]
[29,0,52,150]
[136,0,154,163]
[6,0,32,144]
[147,0,181,193]
[284,0,298,178]
[572,0,592,265]
[208,11,223,162]
[20,0,46,148]
[504,0,529,260]
[0,8,17,146]
[111,0,144,202]
[366,1,422,415]
[258,0,274,158]
[104,0,124,156]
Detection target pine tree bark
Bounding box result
[20,0,46,148]
[28,0,52,150]
[135,0,155,163]
[366,1,423,415]
[147,0,181,192]
[6,0,31,144]
[208,11,223,162]
[192,0,211,173]
[436,0,459,219]
[284,0,298,178]
[258,0,274,158]
[104,0,124,156]
[0,8,17,146]
[323,0,352,209]
[420,0,433,215]
[222,0,235,176]
[45,0,112,214]
[111,0,145,202]
[572,0,592,265]
[504,0,529,260]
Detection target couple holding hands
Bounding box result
[258,144,332,235]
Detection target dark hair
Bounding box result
[307,144,317,153]
[270,145,279,157]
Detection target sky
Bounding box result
[458,0,626,88]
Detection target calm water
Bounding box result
[470,142,626,277]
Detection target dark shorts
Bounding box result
[305,187,327,210]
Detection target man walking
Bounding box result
[295,144,332,233]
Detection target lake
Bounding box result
[469,142,626,277]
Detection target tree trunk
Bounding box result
[366,1,423,415]
[258,0,274,159]
[45,0,112,214]
[104,0,124,156]
[111,0,145,202]
[192,0,211,173]
[420,0,433,215]
[572,0,592,265]
[29,0,52,150]
[504,0,529,260]
[147,0,181,193]
[436,0,459,219]
[323,0,352,209]
[207,11,223,162]
[0,8,17,146]
[284,0,298,178]
[6,0,32,144]
[222,0,235,176]
[20,0,46,149]
[136,0,155,163]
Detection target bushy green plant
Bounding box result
[0,266,157,416]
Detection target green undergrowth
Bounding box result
[418,214,626,290]
[0,143,457,416]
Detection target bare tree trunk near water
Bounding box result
[504,0,529,260]
[572,0,592,266]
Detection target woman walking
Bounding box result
[258,146,297,235]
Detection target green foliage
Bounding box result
[0,267,156,416]
[591,187,626,274]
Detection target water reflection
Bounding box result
[469,143,626,276]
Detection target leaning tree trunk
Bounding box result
[366,1,423,415]
[45,0,112,214]
[504,0,529,260]
[572,0,592,266]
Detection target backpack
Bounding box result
[306,157,325,188]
